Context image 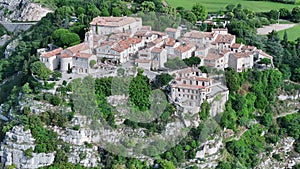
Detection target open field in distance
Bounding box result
[165,0,300,12]
[278,23,300,41]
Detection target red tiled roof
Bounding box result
[126,37,142,44]
[242,45,256,51]
[212,28,228,31]
[151,47,163,53]
[215,34,235,44]
[67,43,89,54]
[41,48,63,58]
[257,50,273,59]
[165,28,177,33]
[61,53,71,58]
[90,16,141,27]
[231,43,243,49]
[205,52,223,61]
[166,38,176,46]
[184,30,205,39]
[74,52,93,58]
[134,30,151,37]
[232,52,253,58]
[175,44,195,53]
[152,38,164,44]
[151,31,167,37]
[203,32,215,38]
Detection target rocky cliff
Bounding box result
[0,0,52,21]
[0,126,55,168]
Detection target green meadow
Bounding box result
[278,24,300,41]
[165,0,300,12]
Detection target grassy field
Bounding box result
[278,23,300,41]
[165,0,300,12]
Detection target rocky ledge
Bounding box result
[0,0,52,22]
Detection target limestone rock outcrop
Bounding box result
[0,0,52,21]
[0,126,55,168]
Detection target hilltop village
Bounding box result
[39,16,273,74]
[0,3,300,168]
[38,16,273,111]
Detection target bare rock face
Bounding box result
[0,0,52,21]
[0,126,55,168]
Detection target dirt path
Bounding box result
[257,24,296,35]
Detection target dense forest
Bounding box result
[0,0,299,168]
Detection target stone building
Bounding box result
[90,16,142,35]
[169,68,229,107]
[229,52,254,72]
[165,27,181,39]
[39,47,62,71]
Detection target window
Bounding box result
[190,81,192,85]
[178,88,180,92]
[183,80,186,84]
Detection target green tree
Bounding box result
[282,30,288,48]
[199,100,210,121]
[22,82,32,94]
[141,1,156,12]
[184,12,197,24]
[157,159,176,169]
[156,73,173,87]
[30,61,51,80]
[112,8,122,17]
[292,7,300,22]
[191,3,208,21]
[101,8,110,16]
[183,56,201,67]
[52,70,62,81]
[129,69,151,111]
[52,29,80,47]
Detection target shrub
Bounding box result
[24,148,33,158]
[90,60,97,68]
[72,125,80,131]
[51,95,61,106]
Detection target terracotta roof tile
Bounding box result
[41,48,63,58]
[166,38,176,46]
[67,43,89,54]
[74,52,93,58]
[61,53,71,58]
[151,47,163,53]
[165,28,177,32]
[126,37,142,44]
[232,52,253,58]
[231,43,243,49]
[184,30,205,39]
[257,50,273,59]
[175,44,195,53]
[205,52,223,61]
[215,34,235,44]
[90,16,141,27]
